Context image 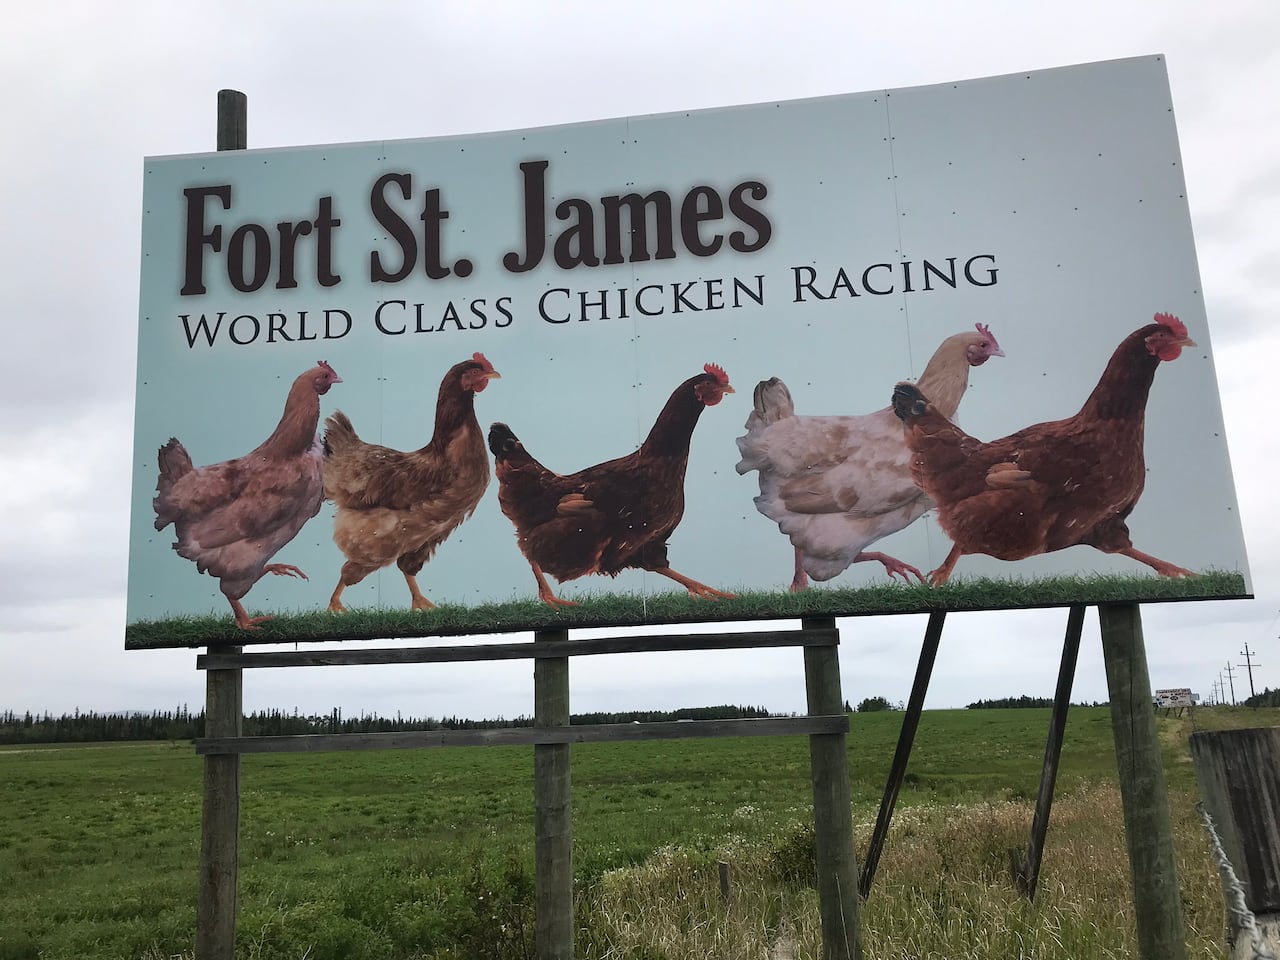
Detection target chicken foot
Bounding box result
[228,597,273,631]
[403,573,437,611]
[654,567,737,600]
[927,544,964,587]
[1116,547,1194,578]
[530,561,578,607]
[856,551,926,584]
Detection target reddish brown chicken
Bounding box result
[892,314,1196,585]
[488,364,735,606]
[153,361,343,629]
[323,353,499,612]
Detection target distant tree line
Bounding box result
[965,696,1104,710]
[1244,687,1280,708]
[0,704,778,745]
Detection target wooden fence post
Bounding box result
[1190,727,1280,958]
[1098,603,1187,960]
[803,617,862,960]
[534,628,573,960]
[195,89,247,960]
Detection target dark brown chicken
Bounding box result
[892,313,1196,585]
[153,361,342,629]
[323,353,499,612]
[488,364,735,606]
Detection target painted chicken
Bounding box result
[323,353,499,612]
[488,364,735,606]
[153,361,342,629]
[735,325,1004,590]
[892,313,1196,585]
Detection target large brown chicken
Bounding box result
[891,313,1196,585]
[323,353,500,612]
[153,360,343,629]
[488,364,735,606]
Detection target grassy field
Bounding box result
[0,705,1270,959]
[123,570,1248,647]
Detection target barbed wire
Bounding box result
[1197,801,1277,960]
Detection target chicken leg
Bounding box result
[530,561,578,607]
[653,567,737,600]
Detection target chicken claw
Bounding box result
[263,563,308,580]
[655,567,737,600]
[856,551,926,584]
[532,561,579,607]
[229,598,274,631]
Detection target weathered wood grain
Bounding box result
[196,627,839,670]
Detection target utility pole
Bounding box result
[1224,663,1238,706]
[1212,677,1222,706]
[1239,643,1261,700]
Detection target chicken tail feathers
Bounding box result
[153,438,193,530]
[323,410,359,459]
[752,377,794,425]
[891,382,930,423]
[488,422,521,462]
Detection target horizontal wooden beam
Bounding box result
[196,714,849,755]
[196,627,838,670]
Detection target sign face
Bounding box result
[127,55,1250,649]
[1154,688,1195,708]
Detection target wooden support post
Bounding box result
[1014,603,1085,900]
[534,628,572,960]
[195,88,247,960]
[196,644,243,960]
[860,610,945,899]
[1099,603,1187,960]
[803,617,862,960]
[1190,727,1280,958]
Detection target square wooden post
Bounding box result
[534,629,573,960]
[803,617,862,960]
[1099,603,1187,960]
[194,89,248,960]
[196,646,243,960]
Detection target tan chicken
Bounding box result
[735,325,1003,590]
[153,361,342,629]
[323,353,499,612]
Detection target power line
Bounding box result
[1240,643,1262,701]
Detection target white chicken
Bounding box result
[735,325,1004,590]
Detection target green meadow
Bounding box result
[0,705,1268,959]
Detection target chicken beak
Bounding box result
[1175,336,1197,349]
[486,371,502,380]
[724,384,736,394]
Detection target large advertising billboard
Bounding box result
[127,55,1250,648]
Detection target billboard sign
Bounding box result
[1154,688,1195,708]
[127,55,1250,648]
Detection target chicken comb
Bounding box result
[704,362,730,386]
[1153,312,1186,339]
[317,360,336,374]
[471,352,495,373]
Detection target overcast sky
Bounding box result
[2,1,1276,721]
